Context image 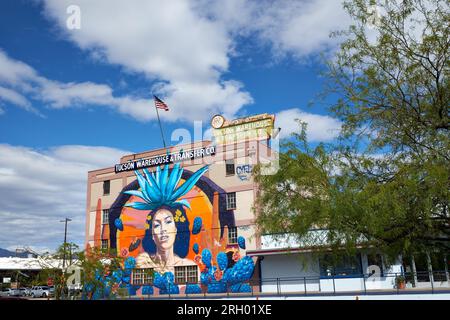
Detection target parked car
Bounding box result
[10,287,27,297]
[24,287,33,296]
[30,286,52,298]
[27,286,39,296]
[0,288,13,297]
[0,287,26,300]
[27,286,37,296]
[68,283,82,296]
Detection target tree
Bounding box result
[329,0,449,160]
[76,246,145,300]
[254,0,449,262]
[52,242,80,262]
[32,242,80,299]
[33,244,135,299]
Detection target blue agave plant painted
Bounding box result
[123,163,208,210]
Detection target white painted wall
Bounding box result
[259,252,407,293]
[260,253,321,293]
[361,254,403,291]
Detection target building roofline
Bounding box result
[246,247,319,256]
[87,140,212,174]
[87,138,276,174]
[119,139,213,163]
[246,244,368,257]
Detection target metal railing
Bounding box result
[130,270,450,299]
[66,270,450,299]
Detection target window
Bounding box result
[132,269,153,285]
[103,180,110,195]
[174,266,198,284]
[319,254,362,278]
[101,239,108,250]
[225,160,235,176]
[226,192,236,210]
[102,209,109,225]
[228,227,238,244]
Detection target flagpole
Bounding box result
[154,101,167,149]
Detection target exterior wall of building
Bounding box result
[86,142,267,249]
[250,234,412,293]
[87,133,445,297]
[85,134,275,295]
[258,252,407,293]
[260,253,321,293]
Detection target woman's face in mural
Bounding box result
[151,209,177,251]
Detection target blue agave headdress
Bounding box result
[123,163,208,211]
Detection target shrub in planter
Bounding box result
[395,275,406,289]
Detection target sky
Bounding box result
[0,0,353,253]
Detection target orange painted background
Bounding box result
[116,178,221,260]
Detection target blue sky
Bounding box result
[0,0,351,252]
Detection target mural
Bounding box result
[236,164,253,181]
[99,163,255,296]
[81,256,138,300]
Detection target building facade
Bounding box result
[86,113,449,297]
[85,114,276,295]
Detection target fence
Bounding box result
[67,270,450,299]
[256,271,450,297]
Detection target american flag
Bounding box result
[153,95,169,111]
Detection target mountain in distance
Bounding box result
[0,248,36,258]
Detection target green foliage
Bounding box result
[254,0,449,261]
[53,242,80,261]
[33,244,125,299]
[328,0,449,159]
[255,123,449,260]
[77,246,125,300]
[33,268,60,286]
[395,275,406,285]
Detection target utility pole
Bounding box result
[60,218,72,269]
[60,218,71,300]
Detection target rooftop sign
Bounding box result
[212,113,275,144]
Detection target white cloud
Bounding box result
[198,0,351,60]
[276,108,341,142]
[0,50,162,121]
[39,81,114,109]
[1,1,354,121]
[0,45,251,123]
[41,0,253,121]
[0,49,37,86]
[0,144,130,251]
[0,86,30,107]
[262,0,350,58]
[159,80,252,121]
[0,86,44,116]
